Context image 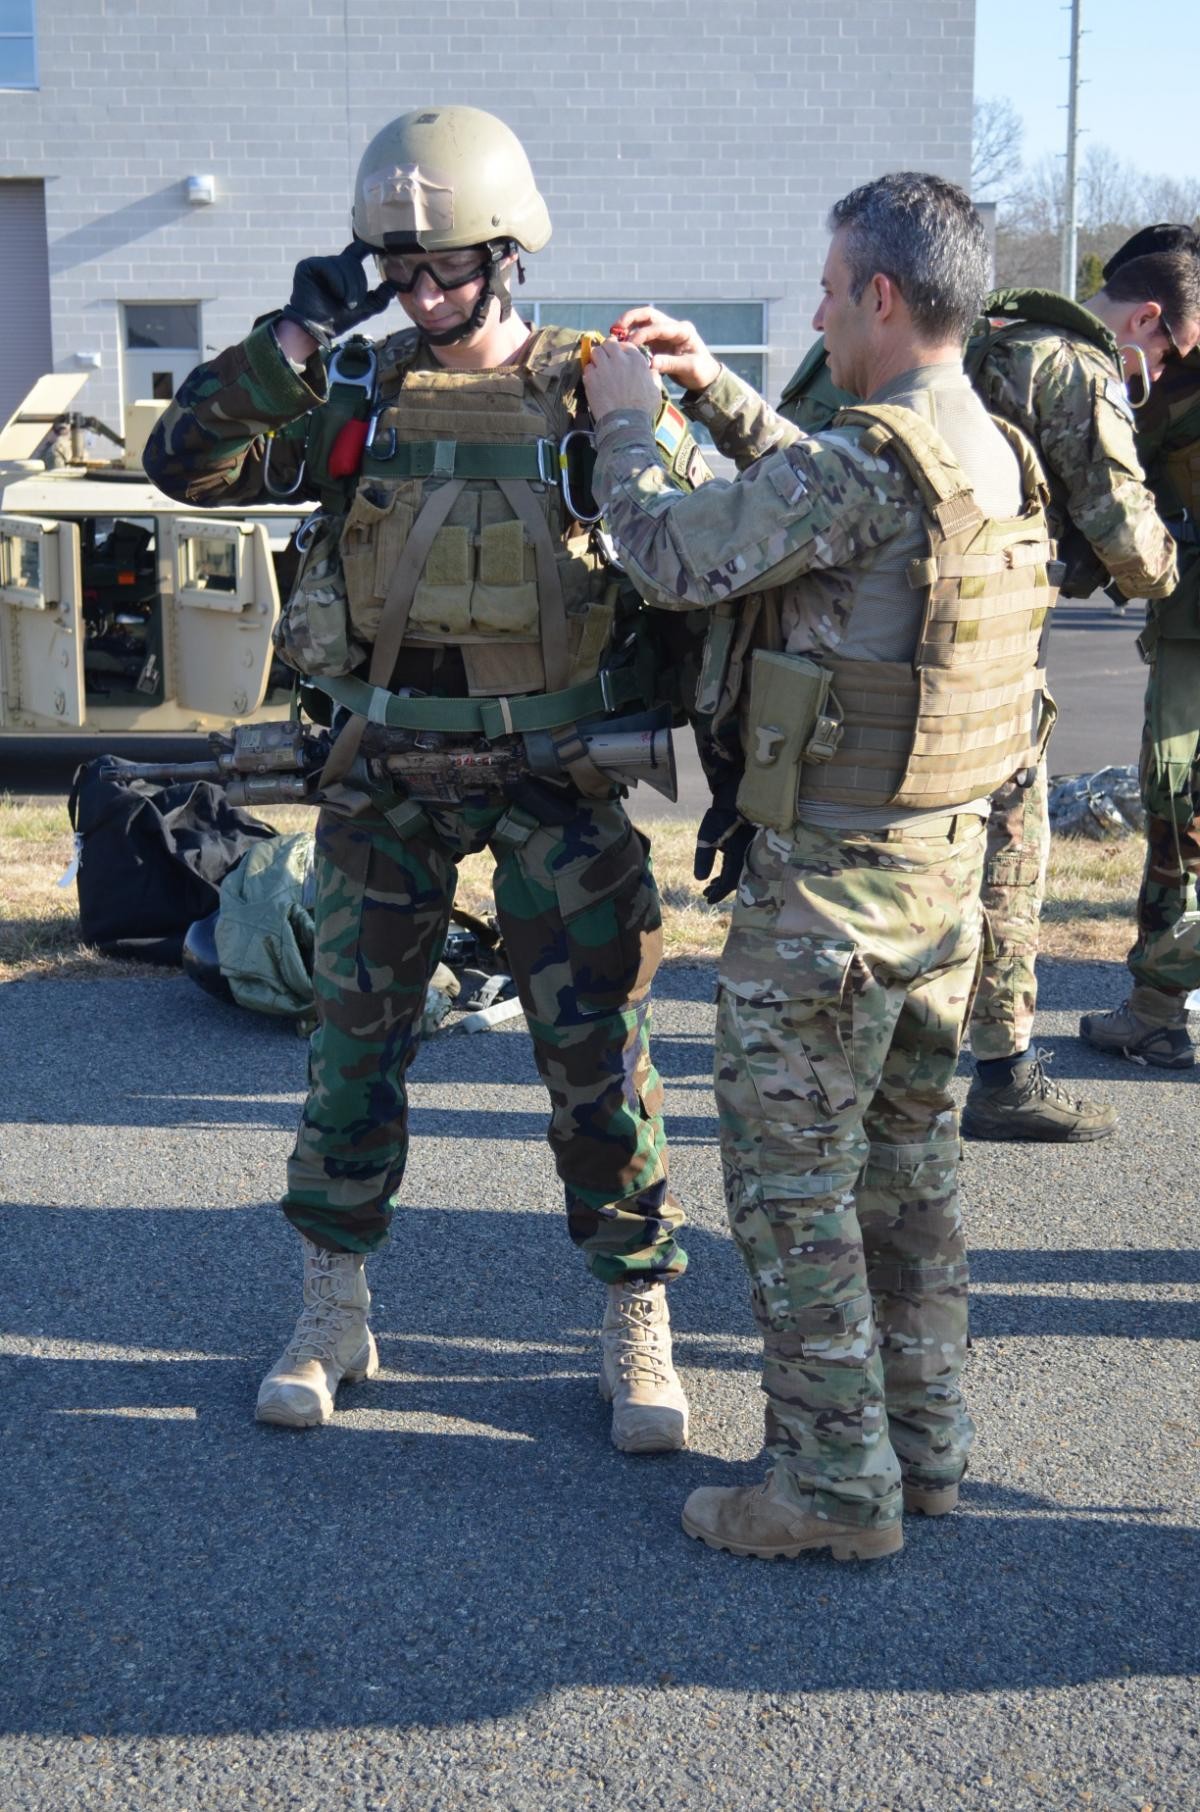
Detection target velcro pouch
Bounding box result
[735,649,840,832]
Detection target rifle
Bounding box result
[104,707,678,807]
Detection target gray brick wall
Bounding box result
[0,0,974,426]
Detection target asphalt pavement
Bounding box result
[1,954,1198,1810]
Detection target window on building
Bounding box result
[519,300,767,444]
[0,0,37,89]
[123,304,201,351]
[121,303,201,412]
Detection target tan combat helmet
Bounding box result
[352,105,551,255]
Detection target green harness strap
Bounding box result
[311,666,645,740]
[360,438,558,482]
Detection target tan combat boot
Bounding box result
[256,1236,379,1428]
[902,1479,960,1516]
[599,1279,689,1453]
[1080,984,1194,1069]
[682,1470,903,1562]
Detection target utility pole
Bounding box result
[1060,0,1083,297]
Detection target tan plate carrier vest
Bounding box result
[340,325,614,704]
[798,403,1058,811]
[318,326,619,791]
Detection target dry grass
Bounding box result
[0,792,1144,984]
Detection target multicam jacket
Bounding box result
[779,295,1178,603]
[592,363,1054,813]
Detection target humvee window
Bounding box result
[2,531,43,598]
[186,537,239,593]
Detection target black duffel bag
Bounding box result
[67,756,276,964]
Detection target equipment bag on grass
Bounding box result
[67,755,276,964]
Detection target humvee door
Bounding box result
[164,518,280,718]
[0,514,85,727]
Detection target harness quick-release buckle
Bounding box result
[328,342,396,460]
[327,342,378,398]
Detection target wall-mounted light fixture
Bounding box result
[74,351,102,369]
[184,174,216,206]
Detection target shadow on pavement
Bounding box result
[3,1201,1199,1737]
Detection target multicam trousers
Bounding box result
[969,762,1050,1061]
[284,793,686,1284]
[715,815,986,1529]
[1128,644,1200,996]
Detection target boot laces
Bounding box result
[608,1288,672,1387]
[284,1297,361,1366]
[1016,1048,1083,1110]
[286,1254,362,1365]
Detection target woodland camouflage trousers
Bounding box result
[969,761,1050,1061]
[715,815,986,1529]
[1128,646,1200,996]
[283,793,686,1283]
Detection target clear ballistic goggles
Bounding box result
[374,249,492,294]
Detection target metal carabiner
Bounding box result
[293,512,329,556]
[559,427,603,525]
[366,412,397,461]
[263,431,307,497]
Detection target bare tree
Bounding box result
[994,142,1200,288]
[972,97,1025,201]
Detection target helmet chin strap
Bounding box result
[420,241,519,348]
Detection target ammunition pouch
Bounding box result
[734,650,842,832]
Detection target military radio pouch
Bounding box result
[734,649,842,833]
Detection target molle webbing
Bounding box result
[799,403,1055,811]
[800,655,1049,804]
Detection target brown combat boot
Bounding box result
[1080,985,1195,1069]
[962,1051,1117,1142]
[682,1471,903,1562]
[599,1279,689,1453]
[256,1236,379,1428]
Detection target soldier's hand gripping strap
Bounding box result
[735,650,843,833]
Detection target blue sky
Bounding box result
[974,0,1198,182]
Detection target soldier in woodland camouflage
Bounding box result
[585,172,1052,1561]
[146,107,705,1454]
[1081,224,1200,1068]
[776,252,1200,1141]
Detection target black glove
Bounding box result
[693,803,754,905]
[280,240,394,351]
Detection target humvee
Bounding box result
[0,373,304,736]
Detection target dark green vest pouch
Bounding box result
[735,649,841,833]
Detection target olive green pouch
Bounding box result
[735,649,841,832]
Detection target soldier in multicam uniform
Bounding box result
[584,172,1054,1561]
[1081,227,1200,1068]
[145,106,705,1452]
[775,252,1200,1142]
